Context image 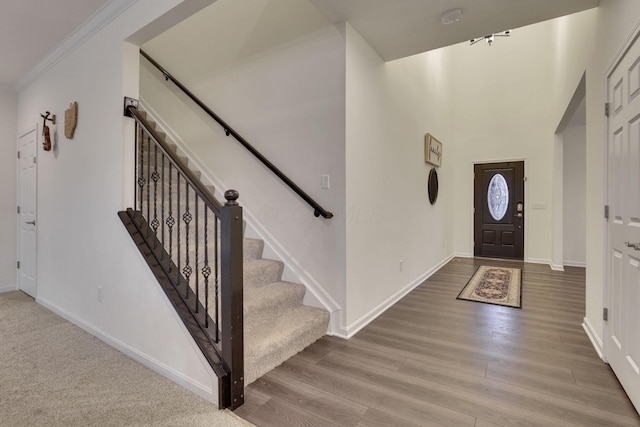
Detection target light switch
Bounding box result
[321,175,330,189]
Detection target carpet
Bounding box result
[0,291,255,427]
[457,265,522,308]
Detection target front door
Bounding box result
[474,161,524,259]
[606,28,640,412]
[17,127,37,298]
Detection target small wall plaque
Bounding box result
[65,101,78,139]
[425,133,442,167]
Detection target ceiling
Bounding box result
[1,0,599,88]
[309,0,600,61]
[0,0,110,87]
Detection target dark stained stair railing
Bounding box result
[140,50,333,219]
[119,103,244,409]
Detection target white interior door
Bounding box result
[606,31,640,413]
[17,127,37,298]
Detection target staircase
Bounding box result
[133,108,329,388]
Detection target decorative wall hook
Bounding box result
[41,111,56,151]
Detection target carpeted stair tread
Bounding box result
[243,259,283,288]
[244,305,329,385]
[243,238,263,260]
[244,281,305,331]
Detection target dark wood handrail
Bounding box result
[140,50,334,219]
[127,104,223,215]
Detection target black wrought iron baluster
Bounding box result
[151,144,160,247]
[160,153,165,259]
[195,197,199,314]
[166,163,175,273]
[214,215,219,343]
[202,207,211,328]
[177,173,181,287]
[183,182,192,300]
[136,125,146,229]
[134,122,138,219]
[146,134,151,238]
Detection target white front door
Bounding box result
[606,30,640,412]
[17,127,37,298]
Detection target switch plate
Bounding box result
[321,175,330,189]
[97,287,103,302]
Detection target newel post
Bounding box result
[220,189,244,409]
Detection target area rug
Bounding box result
[457,265,522,308]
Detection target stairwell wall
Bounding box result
[141,0,348,323]
[344,24,455,333]
[15,0,225,404]
[0,87,17,292]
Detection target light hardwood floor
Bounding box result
[235,257,640,426]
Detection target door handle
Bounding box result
[624,241,640,250]
[25,220,35,226]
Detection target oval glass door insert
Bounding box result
[488,174,509,220]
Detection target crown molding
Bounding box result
[13,0,137,93]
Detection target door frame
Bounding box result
[17,124,38,297]
[603,17,640,366]
[469,158,528,261]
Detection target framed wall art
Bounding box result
[425,133,442,167]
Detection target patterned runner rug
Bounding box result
[457,265,522,308]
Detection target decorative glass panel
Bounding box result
[488,174,509,220]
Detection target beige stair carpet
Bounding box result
[137,108,329,386]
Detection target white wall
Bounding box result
[583,0,640,353]
[0,87,17,292]
[449,11,596,267]
[15,0,223,403]
[563,122,586,266]
[141,3,457,336]
[344,24,454,332]
[141,0,347,325]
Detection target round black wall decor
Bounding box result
[428,168,439,205]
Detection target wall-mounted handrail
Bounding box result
[140,50,334,219]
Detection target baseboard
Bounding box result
[526,257,555,269]
[332,253,456,339]
[36,296,217,404]
[564,260,586,268]
[453,252,472,258]
[550,263,565,272]
[0,284,17,293]
[139,99,343,333]
[582,316,605,361]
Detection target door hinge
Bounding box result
[17,151,20,159]
[603,307,609,321]
[17,261,20,269]
[605,102,610,117]
[33,157,36,164]
[17,206,20,214]
[523,177,527,182]
[604,205,609,220]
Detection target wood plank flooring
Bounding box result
[235,257,640,426]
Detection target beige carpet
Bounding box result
[0,291,255,427]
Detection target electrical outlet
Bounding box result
[321,175,330,189]
[97,287,103,302]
